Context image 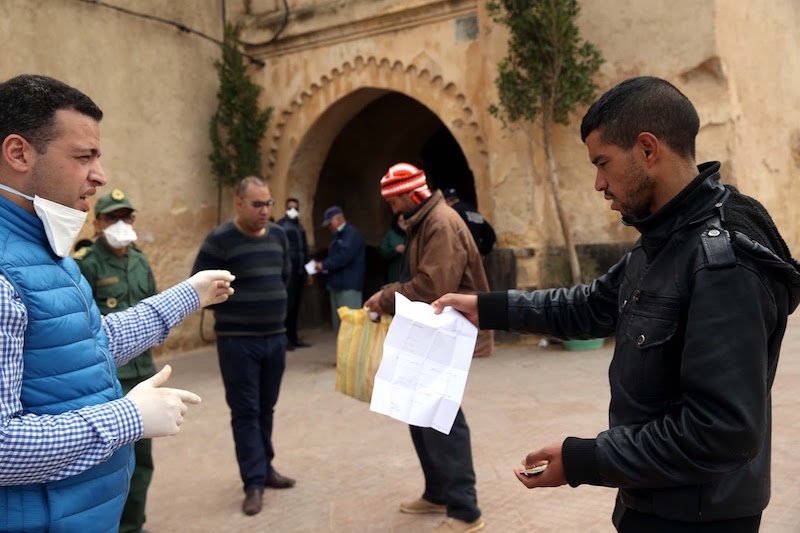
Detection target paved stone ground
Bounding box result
[146,315,800,532]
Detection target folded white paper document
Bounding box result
[369,292,478,434]
[304,260,317,275]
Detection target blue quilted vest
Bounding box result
[0,196,133,532]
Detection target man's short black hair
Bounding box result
[580,76,699,159]
[0,74,103,153]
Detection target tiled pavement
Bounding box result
[146,314,800,532]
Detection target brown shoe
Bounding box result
[265,468,296,489]
[242,487,263,516]
[399,497,447,514]
[432,517,485,532]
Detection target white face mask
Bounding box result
[103,220,138,249]
[0,182,87,257]
[286,207,299,219]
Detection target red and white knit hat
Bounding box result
[380,163,432,204]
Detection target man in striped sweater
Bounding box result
[192,176,296,516]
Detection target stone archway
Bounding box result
[310,92,477,306]
[264,54,489,248]
[263,55,489,328]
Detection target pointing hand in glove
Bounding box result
[188,269,235,308]
[126,365,202,439]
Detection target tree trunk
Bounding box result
[542,117,582,284]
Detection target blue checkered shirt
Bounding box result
[0,276,199,485]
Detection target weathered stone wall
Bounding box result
[238,0,491,247]
[714,0,800,251]
[3,0,798,354]
[238,0,799,288]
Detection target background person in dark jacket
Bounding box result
[315,206,365,331]
[434,76,800,532]
[443,188,496,256]
[277,197,312,350]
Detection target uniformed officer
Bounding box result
[75,188,157,533]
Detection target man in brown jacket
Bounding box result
[365,162,493,533]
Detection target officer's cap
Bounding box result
[94,188,135,215]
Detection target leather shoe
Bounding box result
[242,487,263,516]
[400,497,446,514]
[265,469,296,489]
[286,343,296,352]
[433,517,485,532]
[294,339,311,348]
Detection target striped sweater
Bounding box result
[192,221,290,336]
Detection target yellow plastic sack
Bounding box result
[335,307,391,402]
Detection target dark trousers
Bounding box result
[409,408,480,523]
[616,504,762,532]
[217,334,287,491]
[285,274,304,344]
[119,377,154,533]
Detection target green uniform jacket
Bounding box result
[379,227,406,283]
[75,239,157,380]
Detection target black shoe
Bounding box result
[242,487,264,515]
[294,340,311,348]
[286,343,296,351]
[265,468,296,489]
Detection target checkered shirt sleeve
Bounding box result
[0,276,199,485]
[103,281,200,366]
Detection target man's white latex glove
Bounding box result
[188,270,235,307]
[125,365,202,439]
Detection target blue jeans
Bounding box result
[216,334,287,491]
[410,408,481,522]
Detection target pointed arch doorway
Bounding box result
[299,90,478,328]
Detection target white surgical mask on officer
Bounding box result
[104,220,138,249]
[286,207,299,219]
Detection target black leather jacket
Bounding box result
[479,162,800,523]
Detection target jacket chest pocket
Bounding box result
[618,294,682,400]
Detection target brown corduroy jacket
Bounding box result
[378,190,494,356]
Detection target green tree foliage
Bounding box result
[487,0,603,126]
[209,24,272,188]
[487,0,603,284]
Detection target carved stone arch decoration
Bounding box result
[264,55,489,218]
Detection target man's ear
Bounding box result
[637,132,660,167]
[2,135,34,173]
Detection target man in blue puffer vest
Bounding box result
[0,74,235,532]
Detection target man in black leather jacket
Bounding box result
[433,77,800,532]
